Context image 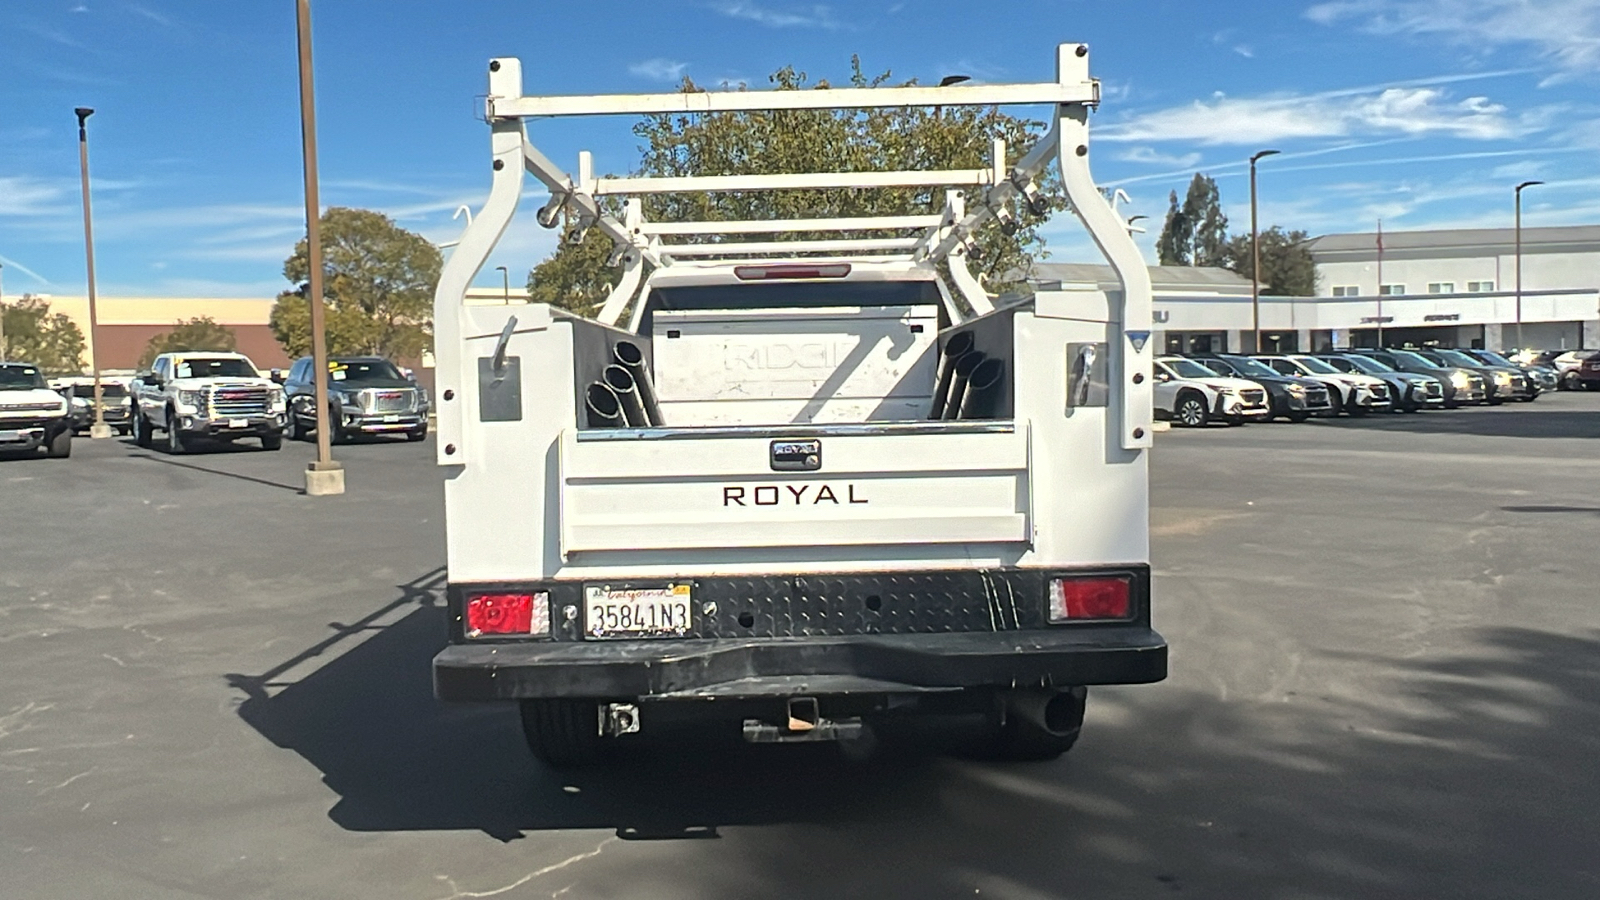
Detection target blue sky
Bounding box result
[3,0,1598,298]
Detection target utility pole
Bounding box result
[1249,149,1279,353]
[0,262,6,362]
[1515,180,1543,353]
[296,0,343,495]
[76,107,113,439]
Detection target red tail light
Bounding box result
[465,592,550,638]
[1048,576,1132,622]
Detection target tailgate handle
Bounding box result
[771,439,821,471]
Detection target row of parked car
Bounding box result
[1152,346,1591,427]
[0,351,429,458]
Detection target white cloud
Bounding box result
[0,177,70,217]
[1306,0,1600,77]
[1101,84,1539,145]
[1118,147,1203,168]
[710,2,841,29]
[629,58,690,82]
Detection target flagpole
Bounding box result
[1375,220,1384,348]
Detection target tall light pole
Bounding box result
[1514,180,1543,353]
[296,0,342,496]
[75,107,112,439]
[0,261,6,362]
[496,265,509,304]
[1249,149,1280,353]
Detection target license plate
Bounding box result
[228,418,248,428]
[383,414,400,423]
[584,584,692,638]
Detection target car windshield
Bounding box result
[71,383,128,398]
[0,365,48,390]
[1290,356,1340,375]
[1474,350,1517,367]
[1433,349,1482,368]
[176,357,258,378]
[1340,355,1394,374]
[328,360,404,383]
[1388,349,1444,369]
[1164,358,1221,378]
[1221,356,1278,378]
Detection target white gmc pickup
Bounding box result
[130,351,287,453]
[0,363,73,458]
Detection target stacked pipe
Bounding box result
[930,331,1005,421]
[585,340,664,429]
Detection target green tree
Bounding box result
[528,58,1065,313]
[272,207,440,359]
[1156,189,1190,265]
[1,294,86,374]
[138,316,237,368]
[1221,227,1315,295]
[1183,174,1228,267]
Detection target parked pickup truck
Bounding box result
[0,363,73,458]
[429,46,1166,767]
[282,355,429,443]
[130,351,286,453]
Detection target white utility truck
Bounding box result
[431,44,1166,765]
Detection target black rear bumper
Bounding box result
[434,628,1166,701]
[433,566,1166,701]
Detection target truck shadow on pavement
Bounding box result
[1312,404,1600,439]
[227,569,938,842]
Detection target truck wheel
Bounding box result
[134,412,153,448]
[166,409,189,454]
[286,411,306,441]
[1174,392,1209,427]
[972,688,1085,762]
[260,432,283,451]
[44,428,72,459]
[519,699,602,768]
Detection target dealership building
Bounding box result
[1034,225,1600,354]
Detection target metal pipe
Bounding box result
[584,382,625,428]
[611,340,662,426]
[957,358,1005,419]
[603,364,649,427]
[929,330,975,419]
[297,0,341,491]
[940,350,987,421]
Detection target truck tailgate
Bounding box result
[560,426,1029,553]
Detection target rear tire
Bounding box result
[519,699,603,768]
[44,428,72,459]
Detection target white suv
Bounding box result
[1154,357,1273,427]
[0,363,73,458]
[1257,355,1391,415]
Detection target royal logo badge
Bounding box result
[1126,330,1151,352]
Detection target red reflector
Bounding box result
[465,593,549,637]
[733,263,852,281]
[1048,577,1131,622]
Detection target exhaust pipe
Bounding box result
[941,350,987,421]
[957,358,1005,420]
[1005,687,1086,737]
[603,365,651,428]
[584,382,625,429]
[929,331,976,419]
[612,340,663,426]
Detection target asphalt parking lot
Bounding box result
[3,395,1599,899]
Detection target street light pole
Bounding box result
[75,107,112,440]
[496,265,509,304]
[296,0,343,496]
[1249,149,1280,353]
[1514,180,1543,353]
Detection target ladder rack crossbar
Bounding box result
[594,170,991,196]
[489,82,1097,119]
[639,214,943,236]
[658,237,920,258]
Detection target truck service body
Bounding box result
[431,45,1166,763]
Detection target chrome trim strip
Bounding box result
[576,420,1017,442]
